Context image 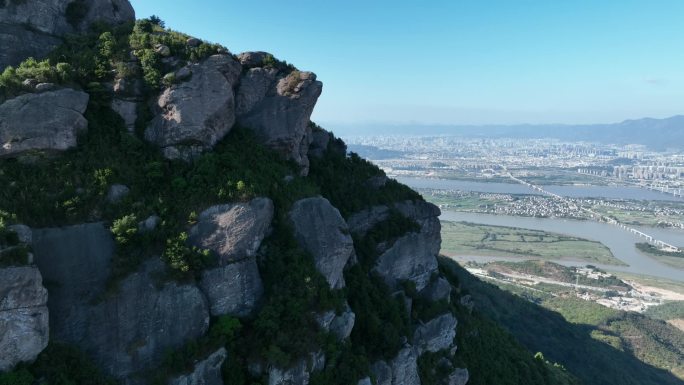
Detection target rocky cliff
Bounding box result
[0,2,474,385]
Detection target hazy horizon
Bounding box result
[129,0,684,127]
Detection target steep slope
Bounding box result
[1,4,582,385]
[440,258,684,385]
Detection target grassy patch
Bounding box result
[440,221,623,265]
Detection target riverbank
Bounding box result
[441,220,622,265]
[439,211,684,282]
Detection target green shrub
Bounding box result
[0,369,33,385]
[161,232,212,275]
[111,214,138,245]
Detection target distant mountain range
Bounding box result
[334,115,684,150]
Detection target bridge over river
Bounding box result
[507,174,681,253]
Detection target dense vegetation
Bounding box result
[442,257,684,384]
[308,146,422,218]
[646,301,684,322]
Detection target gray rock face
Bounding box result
[145,54,242,160]
[289,197,354,289]
[32,223,114,343]
[347,201,441,291]
[316,304,355,340]
[0,266,49,372]
[373,232,439,292]
[189,198,274,264]
[0,89,89,157]
[199,258,263,317]
[236,54,323,174]
[371,347,421,385]
[308,129,330,159]
[269,351,325,385]
[84,259,210,378]
[33,224,209,379]
[237,51,270,68]
[413,313,457,354]
[420,277,452,303]
[111,98,138,132]
[447,368,469,385]
[357,378,372,385]
[0,0,135,69]
[168,348,227,385]
[330,307,356,340]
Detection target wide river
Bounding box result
[396,177,684,281]
[397,176,684,202]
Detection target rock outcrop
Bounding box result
[168,347,227,385]
[371,347,421,385]
[0,0,135,70]
[316,304,356,340]
[189,198,273,264]
[199,258,263,317]
[0,89,89,157]
[420,277,452,303]
[32,224,210,379]
[307,128,330,159]
[0,266,49,372]
[85,259,210,378]
[236,52,323,174]
[190,198,273,317]
[413,313,457,354]
[145,54,242,160]
[347,200,441,292]
[32,223,115,344]
[289,197,354,289]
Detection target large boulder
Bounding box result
[373,232,439,292]
[289,197,354,289]
[0,0,135,69]
[412,313,457,354]
[32,223,115,343]
[190,198,273,318]
[189,198,274,264]
[0,266,49,372]
[371,347,421,385]
[199,258,263,317]
[145,54,242,160]
[0,89,89,157]
[236,52,323,174]
[168,348,227,385]
[84,259,209,379]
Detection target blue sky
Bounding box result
[129,0,684,127]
